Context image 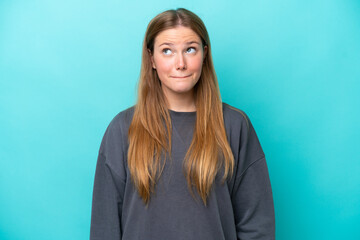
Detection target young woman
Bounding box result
[90,8,275,240]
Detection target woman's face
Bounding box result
[150,26,207,99]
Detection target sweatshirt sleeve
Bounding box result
[231,113,275,240]
[90,116,127,240]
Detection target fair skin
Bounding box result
[149,26,208,112]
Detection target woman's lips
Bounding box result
[171,74,191,78]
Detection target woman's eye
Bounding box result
[162,48,172,55]
[186,47,196,53]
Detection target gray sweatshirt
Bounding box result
[90,103,275,240]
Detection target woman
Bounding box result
[90,8,275,240]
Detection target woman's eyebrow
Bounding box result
[159,41,201,47]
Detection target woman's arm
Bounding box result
[232,157,275,239]
[90,115,127,240]
[90,153,123,240]
[231,113,275,239]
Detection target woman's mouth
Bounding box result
[171,74,191,78]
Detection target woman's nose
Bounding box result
[176,53,186,70]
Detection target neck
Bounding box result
[163,89,196,112]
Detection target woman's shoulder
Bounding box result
[110,105,135,127]
[222,102,250,130]
[99,106,135,154]
[103,106,135,138]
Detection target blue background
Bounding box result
[1,0,359,239]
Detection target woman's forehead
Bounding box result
[154,26,201,46]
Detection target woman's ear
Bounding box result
[148,49,156,69]
[203,46,208,61]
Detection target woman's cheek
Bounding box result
[157,58,173,72]
[189,56,203,71]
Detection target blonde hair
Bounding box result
[128,8,234,206]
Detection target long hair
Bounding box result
[128,8,234,206]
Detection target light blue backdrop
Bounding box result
[1,0,359,239]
